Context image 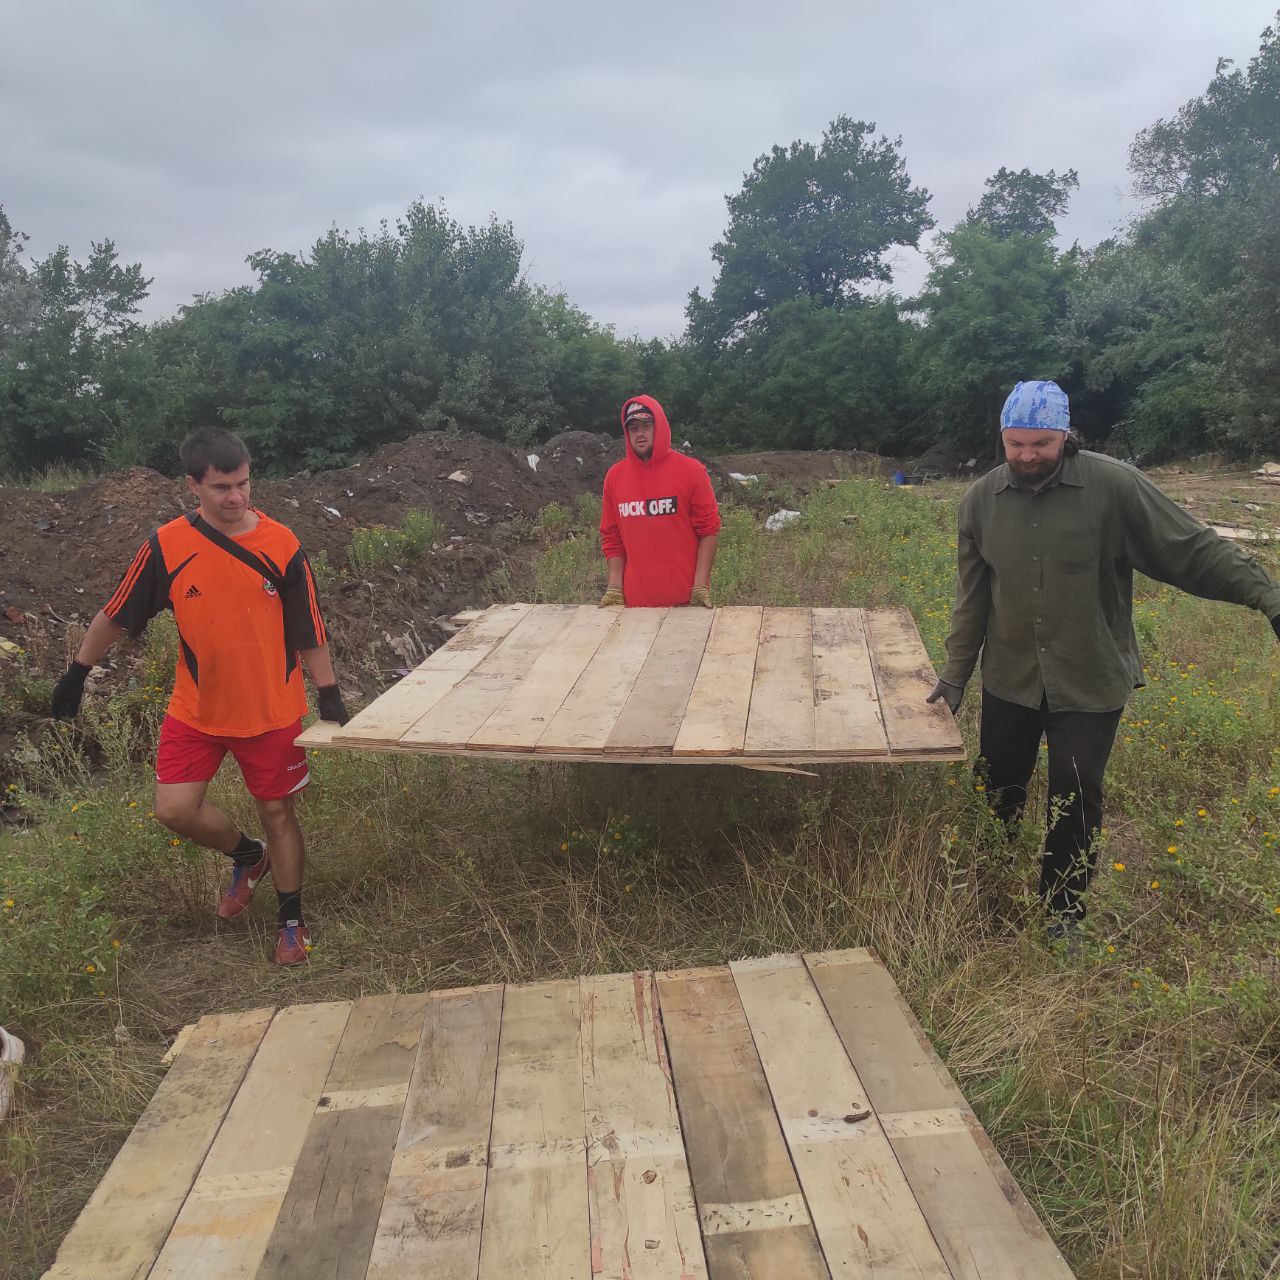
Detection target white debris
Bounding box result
[729,472,759,484]
[526,453,540,471]
[323,506,342,518]
[764,509,802,532]
[447,470,472,485]
[575,457,583,465]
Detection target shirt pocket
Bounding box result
[1049,521,1100,576]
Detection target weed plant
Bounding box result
[347,509,443,573]
[2,478,1279,1277]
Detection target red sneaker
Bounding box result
[216,845,270,920]
[273,922,311,966]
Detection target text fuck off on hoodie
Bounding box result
[599,395,722,607]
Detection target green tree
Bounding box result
[0,227,150,473]
[687,116,933,346]
[1129,15,1280,203]
[912,222,1075,452]
[968,166,1079,239]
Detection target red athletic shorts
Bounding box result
[156,715,310,800]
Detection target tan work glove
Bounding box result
[689,585,713,608]
[599,588,624,608]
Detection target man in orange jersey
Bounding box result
[50,427,348,965]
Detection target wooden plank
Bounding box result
[367,984,504,1280]
[865,608,963,757]
[806,951,1075,1279]
[468,606,620,750]
[580,972,707,1280]
[811,609,889,756]
[656,967,829,1280]
[604,608,713,754]
[149,1001,352,1280]
[672,607,762,757]
[478,980,591,1280]
[536,607,665,753]
[258,993,429,1280]
[743,609,816,756]
[40,1008,275,1280]
[729,956,950,1279]
[327,604,531,747]
[402,605,577,748]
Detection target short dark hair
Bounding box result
[180,427,251,481]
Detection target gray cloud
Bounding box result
[3,0,1270,337]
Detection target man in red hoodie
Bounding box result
[599,396,721,607]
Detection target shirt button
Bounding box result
[1036,618,1043,623]
[1040,646,1047,652]
[1032,522,1039,529]
[1033,587,1041,592]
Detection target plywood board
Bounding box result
[367,985,504,1280]
[743,609,815,756]
[811,609,889,756]
[469,606,619,750]
[40,1008,275,1280]
[656,967,829,1280]
[401,606,577,747]
[580,972,707,1279]
[865,608,962,756]
[604,608,714,754]
[336,605,532,746]
[673,607,762,756]
[258,994,429,1280]
[478,980,591,1280]
[536,607,665,752]
[806,951,1074,1279]
[730,955,950,1278]
[149,1001,351,1280]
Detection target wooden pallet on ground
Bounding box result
[41,950,1075,1280]
[297,604,964,765]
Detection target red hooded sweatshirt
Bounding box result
[599,395,722,607]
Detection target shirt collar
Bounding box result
[995,449,1085,494]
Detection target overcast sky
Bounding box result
[3,1,1274,338]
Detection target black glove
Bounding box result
[1272,614,1280,642]
[925,679,965,715]
[316,683,350,725]
[51,661,91,720]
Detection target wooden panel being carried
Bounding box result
[45,951,1076,1280]
[298,604,963,765]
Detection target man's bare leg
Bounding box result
[154,780,240,852]
[255,795,303,894]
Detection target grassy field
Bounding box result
[3,477,1280,1278]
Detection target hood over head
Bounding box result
[619,394,671,464]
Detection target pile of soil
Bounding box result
[717,449,893,487]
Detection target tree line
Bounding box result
[2,15,1277,476]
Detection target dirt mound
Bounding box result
[717,449,893,491]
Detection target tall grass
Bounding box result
[3,478,1279,1278]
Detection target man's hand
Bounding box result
[689,585,712,608]
[599,588,624,608]
[51,661,91,720]
[926,679,965,715]
[316,683,350,725]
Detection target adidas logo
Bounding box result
[184,584,203,599]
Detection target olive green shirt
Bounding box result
[940,450,1280,712]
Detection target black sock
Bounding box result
[228,832,265,868]
[277,889,303,928]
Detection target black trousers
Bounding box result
[978,689,1123,921]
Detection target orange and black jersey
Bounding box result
[104,511,327,738]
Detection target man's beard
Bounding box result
[1008,454,1061,485]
